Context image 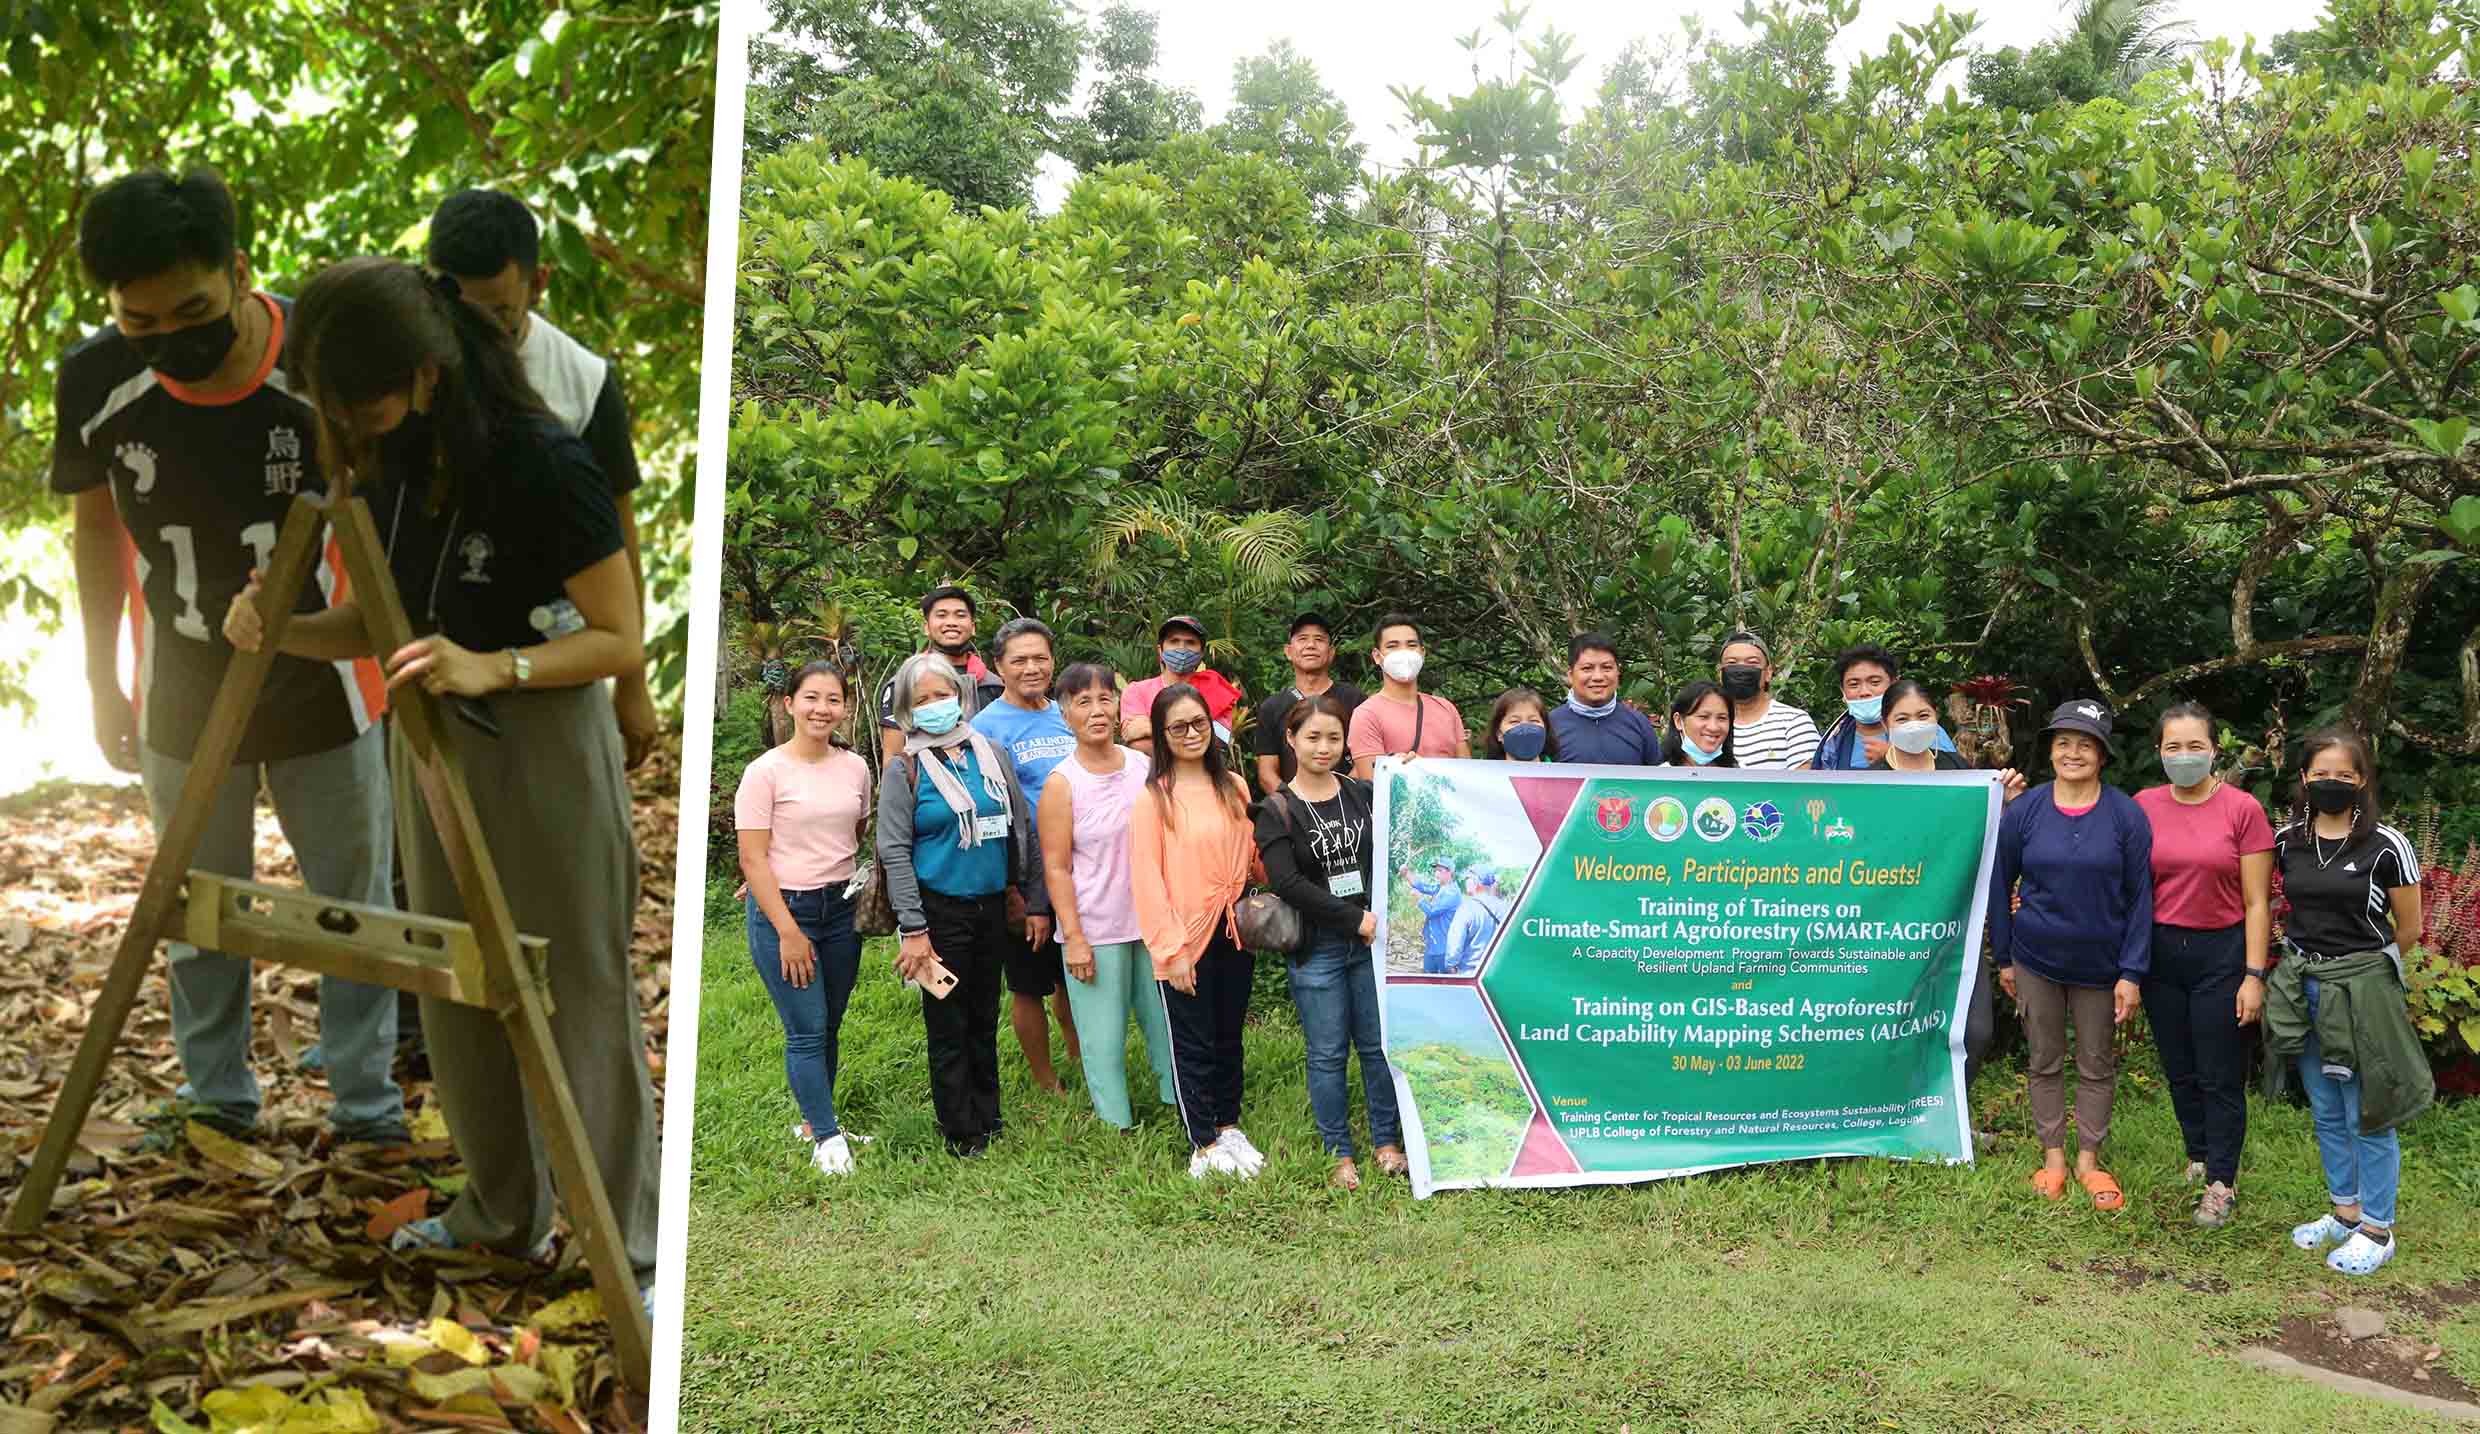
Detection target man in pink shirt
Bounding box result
[1347,612,1469,765]
[1121,614,1245,756]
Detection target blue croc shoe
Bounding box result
[2291,1212,2357,1250]
[2327,1231,2397,1277]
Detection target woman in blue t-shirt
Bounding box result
[969,616,1081,1094]
[1987,700,2154,1211]
[879,652,1049,1157]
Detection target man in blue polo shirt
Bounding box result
[1547,632,1664,765]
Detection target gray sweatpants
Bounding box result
[393,682,659,1282]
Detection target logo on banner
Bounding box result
[1824,817,1856,844]
[1594,793,1634,839]
[1692,796,1736,842]
[1644,796,1690,843]
[1742,801,1785,843]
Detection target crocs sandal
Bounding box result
[2078,1169,2125,1211]
[2030,1167,2068,1201]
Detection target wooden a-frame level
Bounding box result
[4,493,654,1391]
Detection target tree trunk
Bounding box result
[2346,559,2445,744]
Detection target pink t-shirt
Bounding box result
[2136,781,2275,930]
[1348,691,1466,764]
[734,745,872,890]
[1053,746,1150,945]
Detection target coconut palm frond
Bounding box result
[1219,509,1312,596]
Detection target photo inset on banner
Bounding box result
[682,0,2480,1427]
[1,4,717,1426]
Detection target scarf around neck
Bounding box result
[904,725,1011,848]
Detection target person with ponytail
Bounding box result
[1662,680,1738,769]
[1255,694,1404,1188]
[2132,701,2273,1227]
[2264,728,2431,1276]
[1130,683,1267,1178]
[735,662,872,1177]
[224,256,657,1311]
[1038,663,1177,1131]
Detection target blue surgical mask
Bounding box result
[1161,646,1203,675]
[2162,751,2214,788]
[1499,722,1547,760]
[1680,735,1722,766]
[1847,695,1884,724]
[914,697,962,735]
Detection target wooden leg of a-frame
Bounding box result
[6,499,333,1232]
[328,500,653,1389]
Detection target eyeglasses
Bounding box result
[1165,717,1211,738]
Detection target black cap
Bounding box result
[2039,698,2116,755]
[919,584,976,618]
[1157,614,1207,642]
[1288,612,1334,637]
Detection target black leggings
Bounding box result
[1157,931,1250,1150]
[2142,922,2250,1186]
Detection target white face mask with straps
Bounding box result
[1380,649,1424,683]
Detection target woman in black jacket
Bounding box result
[1254,694,1404,1188]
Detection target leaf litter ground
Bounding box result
[0,739,679,1433]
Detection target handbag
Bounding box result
[848,861,896,937]
[1233,790,1307,954]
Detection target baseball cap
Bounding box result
[1288,612,1334,638]
[2039,698,2116,755]
[1157,614,1208,642]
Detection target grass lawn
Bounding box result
[680,912,2480,1431]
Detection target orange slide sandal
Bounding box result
[2030,1168,2067,1201]
[2078,1169,2124,1211]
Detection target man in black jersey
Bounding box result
[51,168,405,1146]
[426,189,659,770]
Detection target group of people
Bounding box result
[56,168,663,1314]
[737,593,2434,1263]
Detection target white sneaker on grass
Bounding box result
[2328,1231,2397,1276]
[813,1133,856,1176]
[1216,1128,1266,1174]
[1188,1144,1244,1179]
[2292,1212,2358,1250]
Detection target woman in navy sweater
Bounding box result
[1987,700,2154,1210]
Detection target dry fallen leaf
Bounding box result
[362,1189,428,1243]
[185,1122,283,1182]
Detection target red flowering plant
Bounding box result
[2399,802,2480,1097]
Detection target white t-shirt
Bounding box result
[517,311,608,437]
[1732,699,1820,770]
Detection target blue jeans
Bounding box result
[1289,926,1402,1158]
[747,886,863,1140]
[141,725,401,1134]
[2300,978,2400,1227]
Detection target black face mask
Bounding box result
[128,308,238,383]
[2306,779,2359,816]
[1719,665,1763,701]
[931,635,976,658]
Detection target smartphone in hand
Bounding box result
[920,957,959,1000]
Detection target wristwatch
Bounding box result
[507,649,531,689]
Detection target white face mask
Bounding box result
[1380,649,1425,683]
[1889,720,1938,755]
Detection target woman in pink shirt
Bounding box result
[736,663,874,1177]
[2133,700,2274,1227]
[1039,663,1177,1130]
[1131,684,1267,1178]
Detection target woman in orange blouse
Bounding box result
[1132,684,1267,1179]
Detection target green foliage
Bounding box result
[1969,0,2194,111]
[746,0,1084,211]
[0,0,714,711]
[2406,943,2480,1058]
[1391,1040,1532,1183]
[724,0,2480,808]
[1057,3,1201,173]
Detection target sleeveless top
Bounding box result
[1056,746,1150,945]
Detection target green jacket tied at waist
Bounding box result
[2260,949,2433,1135]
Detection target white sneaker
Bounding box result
[791,1122,872,1147]
[1217,1128,1266,1173]
[2292,1213,2358,1250]
[2181,1161,2205,1184]
[812,1133,855,1176]
[1188,1144,1242,1179]
[2328,1231,2398,1276]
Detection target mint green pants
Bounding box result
[1059,940,1177,1129]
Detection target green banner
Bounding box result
[1372,760,2002,1196]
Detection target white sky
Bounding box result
[1034,0,2335,207]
